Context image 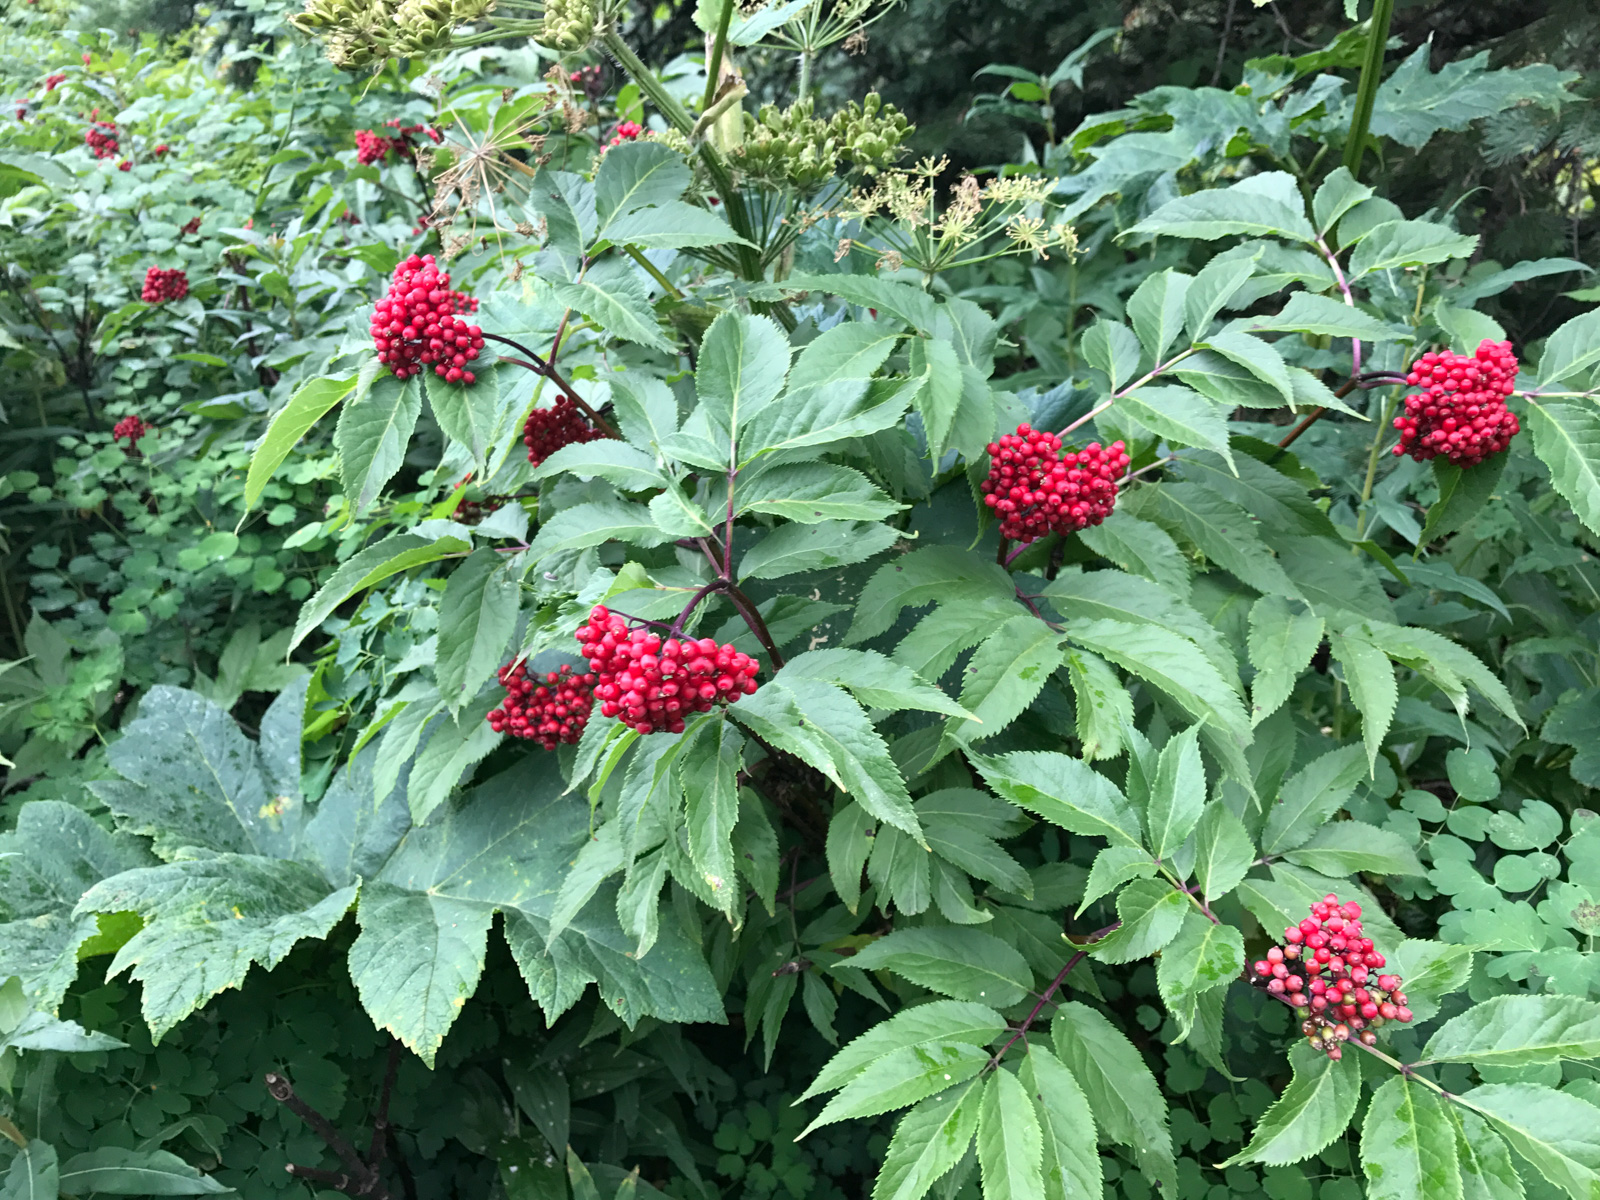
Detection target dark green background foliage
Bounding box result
[4,0,1600,1198]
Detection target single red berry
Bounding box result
[141,266,188,303]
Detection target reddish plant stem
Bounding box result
[668,578,729,641]
[989,921,1121,1067]
[482,332,619,438]
[725,584,785,669]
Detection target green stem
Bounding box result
[602,28,768,292]
[797,49,812,100]
[1354,390,1399,540]
[1342,0,1395,177]
[703,0,737,114]
[622,244,684,299]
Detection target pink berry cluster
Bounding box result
[112,414,149,451]
[980,423,1129,543]
[141,266,188,303]
[524,396,604,466]
[355,119,443,165]
[45,73,66,92]
[486,662,596,749]
[1250,894,1412,1060]
[85,119,118,158]
[576,606,761,735]
[1393,340,1520,467]
[605,120,644,149]
[370,253,484,384]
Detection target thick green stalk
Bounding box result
[601,28,769,292]
[702,0,736,114]
[1342,0,1395,177]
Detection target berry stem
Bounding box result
[1059,397,1115,438]
[668,578,729,642]
[724,584,785,670]
[482,333,619,438]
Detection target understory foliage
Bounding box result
[3,2,1600,1199]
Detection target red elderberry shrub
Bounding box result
[141,266,188,303]
[153,142,168,155]
[576,606,761,735]
[82,52,91,64]
[45,73,66,91]
[112,414,149,451]
[1250,893,1411,1060]
[84,120,118,158]
[180,216,201,236]
[980,423,1129,543]
[369,252,484,384]
[487,662,596,749]
[117,159,130,171]
[524,396,604,466]
[605,120,643,149]
[1393,339,1520,467]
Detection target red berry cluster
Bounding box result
[605,120,644,149]
[569,65,603,98]
[455,495,505,524]
[112,414,149,451]
[1393,340,1520,467]
[576,606,761,735]
[370,253,484,384]
[85,120,118,158]
[523,396,604,466]
[980,424,1129,542]
[141,266,188,303]
[1250,894,1412,1060]
[45,73,66,92]
[117,160,130,171]
[153,142,169,155]
[355,120,444,165]
[180,216,201,236]
[486,662,596,749]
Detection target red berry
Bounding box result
[1393,341,1520,467]
[605,120,644,149]
[1396,1006,1413,1023]
[576,605,760,735]
[112,414,150,454]
[141,266,188,303]
[45,73,66,91]
[84,119,118,159]
[486,661,596,750]
[980,424,1129,543]
[369,253,483,386]
[524,396,604,466]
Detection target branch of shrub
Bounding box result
[988,920,1121,1068]
[1272,371,1411,457]
[265,1042,405,1200]
[481,332,619,438]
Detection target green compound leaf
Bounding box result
[1020,1047,1102,1200]
[1052,1001,1176,1194]
[872,1080,984,1200]
[843,927,1033,1007]
[1456,1084,1600,1200]
[1423,995,1600,1068]
[977,1069,1044,1200]
[1360,1076,1462,1200]
[1224,1042,1362,1168]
